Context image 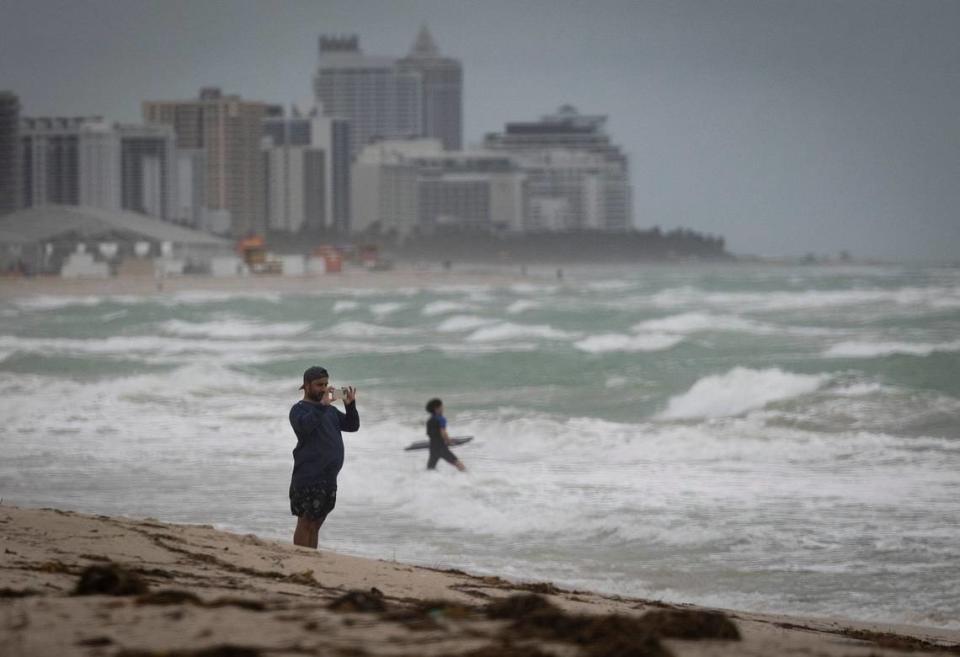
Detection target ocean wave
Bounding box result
[574,332,684,353]
[332,300,359,313]
[321,321,414,337]
[823,340,960,358]
[506,300,540,314]
[421,300,476,316]
[160,318,311,339]
[585,279,635,292]
[435,315,499,332]
[13,295,113,311]
[647,286,960,313]
[165,290,283,305]
[658,367,827,419]
[465,321,577,342]
[369,302,405,317]
[633,312,773,335]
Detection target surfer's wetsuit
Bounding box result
[426,413,458,469]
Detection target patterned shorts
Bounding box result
[289,482,337,520]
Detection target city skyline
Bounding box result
[1,0,959,260]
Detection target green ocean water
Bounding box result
[1,263,958,627]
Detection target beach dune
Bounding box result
[1,505,958,657]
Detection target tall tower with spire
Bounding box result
[398,25,463,150]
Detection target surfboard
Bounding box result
[403,435,474,451]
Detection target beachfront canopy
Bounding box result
[0,206,231,248]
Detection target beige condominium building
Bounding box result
[143,88,268,237]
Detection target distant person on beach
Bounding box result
[425,398,466,472]
[289,366,359,548]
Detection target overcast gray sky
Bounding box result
[1,0,958,261]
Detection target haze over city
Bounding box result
[1,0,958,261]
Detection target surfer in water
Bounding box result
[288,366,359,548]
[425,398,466,472]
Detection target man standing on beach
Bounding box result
[289,366,359,548]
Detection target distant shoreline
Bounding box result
[0,267,534,300]
[0,258,945,301]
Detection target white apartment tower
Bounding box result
[20,116,177,221]
[484,105,633,231]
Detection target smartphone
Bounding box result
[329,387,349,401]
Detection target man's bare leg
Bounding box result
[294,516,325,548]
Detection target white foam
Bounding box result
[435,315,499,332]
[658,367,827,419]
[13,295,107,311]
[333,300,359,313]
[369,302,405,317]
[321,321,413,337]
[585,279,634,291]
[421,300,474,316]
[166,290,282,305]
[633,312,771,335]
[648,286,960,313]
[506,300,540,314]
[0,333,292,358]
[161,319,310,339]
[465,321,577,342]
[574,333,684,353]
[824,340,960,358]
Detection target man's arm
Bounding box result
[441,426,451,446]
[338,386,359,432]
[339,402,360,432]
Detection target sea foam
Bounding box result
[574,332,683,353]
[435,315,498,332]
[824,340,960,358]
[161,318,310,339]
[465,321,576,342]
[658,367,827,419]
[422,300,475,316]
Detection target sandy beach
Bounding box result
[1,505,958,657]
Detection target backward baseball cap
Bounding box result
[299,366,329,390]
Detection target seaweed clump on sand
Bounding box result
[485,593,672,657]
[117,646,262,657]
[74,563,149,596]
[485,594,742,656]
[328,588,387,613]
[638,608,741,640]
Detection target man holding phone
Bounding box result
[289,366,359,548]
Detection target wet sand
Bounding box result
[1,505,958,657]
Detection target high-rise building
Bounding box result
[21,116,89,208]
[398,26,463,151]
[313,35,423,159]
[175,148,206,228]
[117,124,178,222]
[143,88,268,236]
[352,140,525,236]
[484,105,632,230]
[21,117,178,222]
[0,92,21,215]
[262,105,352,233]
